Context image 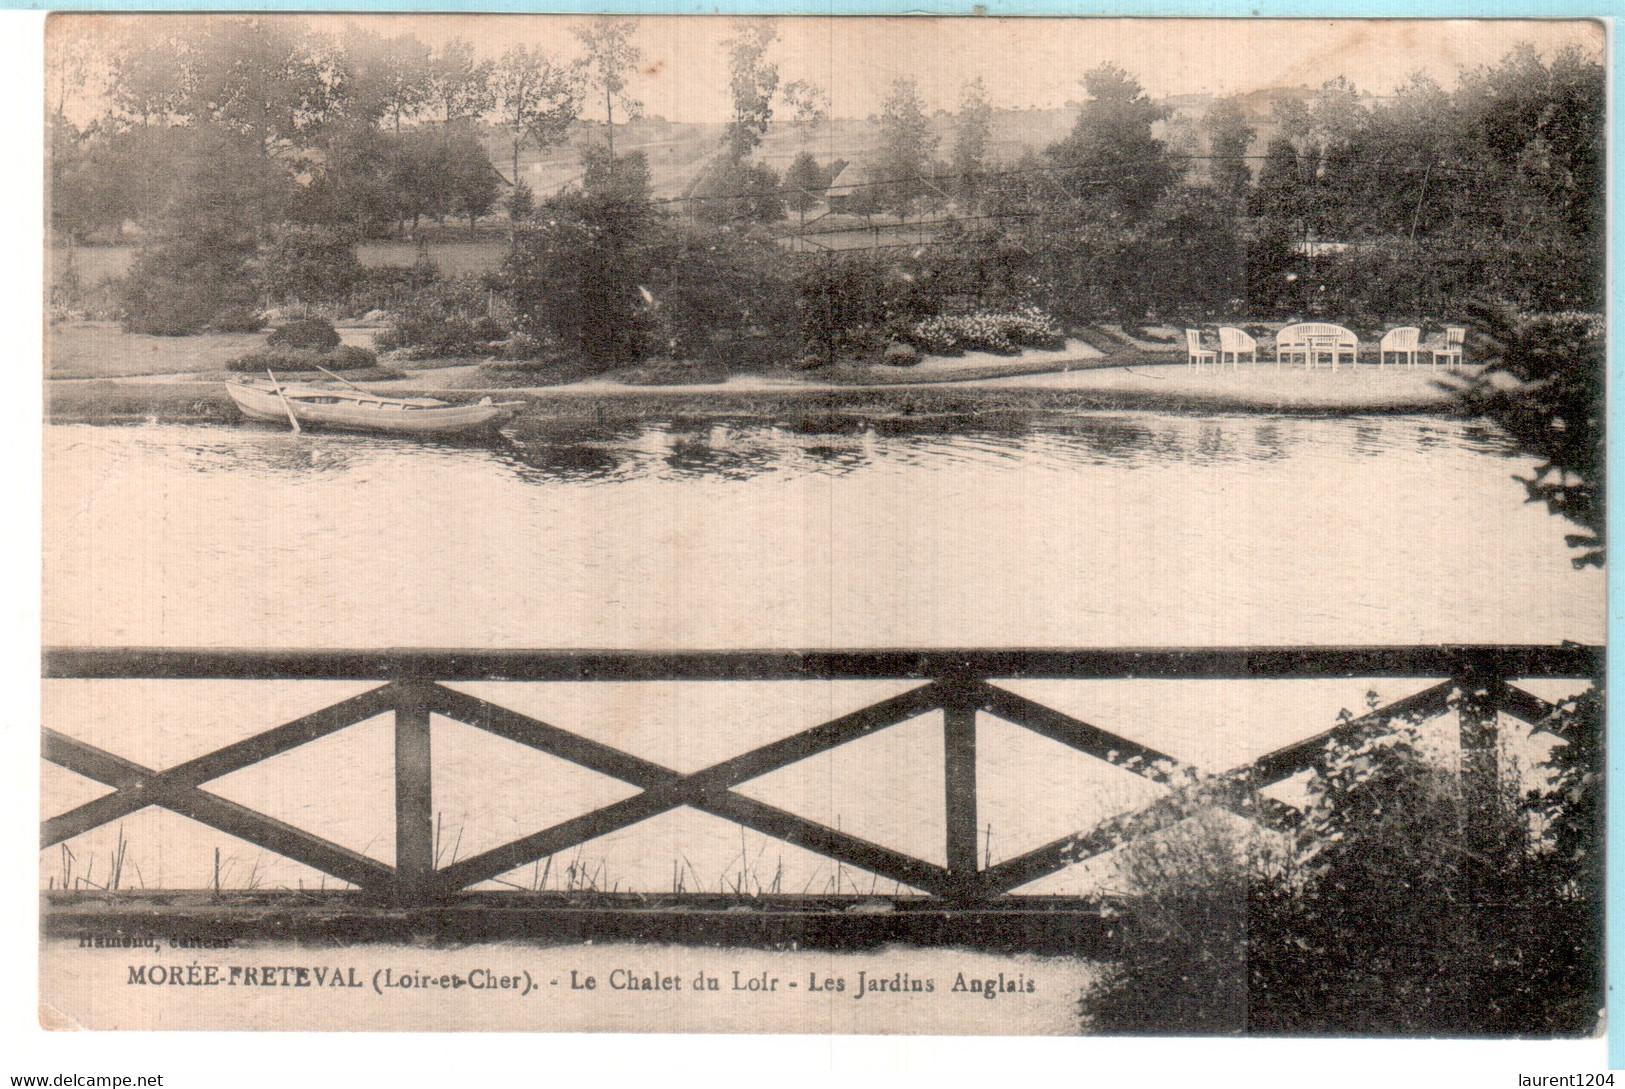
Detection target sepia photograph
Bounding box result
[36,11,1606,1044]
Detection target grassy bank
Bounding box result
[47,372,1464,429]
[44,318,1465,426]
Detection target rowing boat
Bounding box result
[228,380,517,435]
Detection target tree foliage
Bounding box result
[1203,96,1254,206]
[119,128,291,334]
[782,150,826,221]
[1084,691,1604,1037]
[1046,63,1176,217]
[427,38,495,124]
[721,21,779,161]
[489,44,582,186]
[872,77,940,218]
[951,77,993,208]
[1449,307,1605,566]
[175,19,338,147]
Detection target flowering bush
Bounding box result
[906,307,1064,355]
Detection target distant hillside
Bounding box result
[485,106,1079,202]
[480,89,1357,204]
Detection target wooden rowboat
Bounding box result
[228,380,517,436]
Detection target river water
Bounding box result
[41,412,1603,895]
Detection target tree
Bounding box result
[106,34,189,127]
[690,155,782,225]
[443,123,500,236]
[574,17,642,171]
[337,28,434,132]
[427,38,494,124]
[506,182,535,224]
[390,123,499,235]
[489,44,582,188]
[1203,96,1254,206]
[782,150,826,224]
[873,77,940,218]
[1045,63,1175,217]
[119,128,291,334]
[1251,135,1303,225]
[581,145,652,204]
[1459,44,1605,245]
[302,122,407,237]
[781,78,829,150]
[951,77,993,208]
[178,19,337,148]
[721,21,779,161]
[500,189,654,367]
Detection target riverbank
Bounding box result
[44,318,1471,425]
[46,362,1467,426]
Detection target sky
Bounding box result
[52,13,1604,126]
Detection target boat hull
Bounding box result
[228,383,512,435]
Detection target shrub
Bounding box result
[882,342,920,366]
[206,307,264,334]
[499,192,656,368]
[345,263,443,317]
[1079,808,1261,1035]
[644,224,800,362]
[226,344,377,372]
[256,223,365,309]
[116,128,287,336]
[375,277,508,358]
[1079,691,1604,1037]
[121,257,258,337]
[267,318,341,351]
[497,332,545,361]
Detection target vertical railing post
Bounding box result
[393,680,434,904]
[1455,668,1503,891]
[942,676,981,897]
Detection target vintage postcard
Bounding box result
[38,12,1605,1043]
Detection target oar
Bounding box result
[265,370,302,433]
[314,363,367,393]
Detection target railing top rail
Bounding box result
[42,645,1603,682]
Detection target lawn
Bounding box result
[54,241,514,291]
[47,321,273,379]
[46,321,382,380]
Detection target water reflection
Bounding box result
[93,411,1526,488]
[46,411,1598,653]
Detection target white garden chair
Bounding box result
[1379,327,1422,366]
[1185,329,1216,369]
[1431,327,1465,367]
[1218,327,1256,366]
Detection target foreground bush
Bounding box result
[1449,308,1604,567]
[1080,691,1603,1037]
